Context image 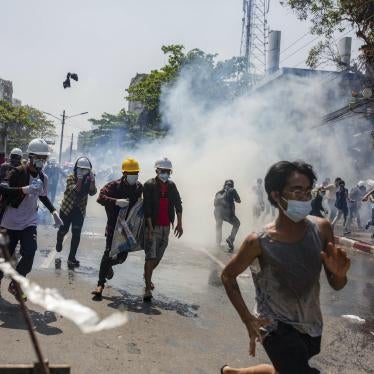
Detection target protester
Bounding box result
[44,157,65,204]
[221,160,350,374]
[0,148,23,184]
[143,157,183,302]
[91,158,143,300]
[252,178,265,219]
[0,138,63,300]
[346,181,366,232]
[331,180,350,234]
[324,177,341,221]
[363,188,374,239]
[55,157,97,268]
[214,180,241,251]
[310,187,327,218]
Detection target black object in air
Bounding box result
[63,72,79,89]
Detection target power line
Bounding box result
[280,31,310,55]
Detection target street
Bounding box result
[0,206,373,374]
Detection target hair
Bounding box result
[264,160,317,206]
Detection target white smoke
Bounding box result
[87,61,373,247]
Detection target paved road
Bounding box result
[0,213,373,373]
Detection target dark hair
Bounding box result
[264,160,317,206]
[335,177,342,184]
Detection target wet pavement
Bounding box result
[0,212,373,373]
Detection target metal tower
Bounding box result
[240,0,270,83]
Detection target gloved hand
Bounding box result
[115,199,129,208]
[22,179,43,195]
[52,211,64,228]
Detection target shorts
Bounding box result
[145,226,170,261]
[263,322,321,374]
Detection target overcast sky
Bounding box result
[1,0,359,151]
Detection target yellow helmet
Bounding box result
[122,157,140,173]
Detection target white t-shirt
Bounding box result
[1,174,48,230]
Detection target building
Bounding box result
[0,79,13,103]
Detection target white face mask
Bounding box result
[279,197,312,223]
[158,173,170,182]
[126,175,138,185]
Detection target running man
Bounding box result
[221,161,350,374]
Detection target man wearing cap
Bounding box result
[91,157,143,300]
[55,156,97,268]
[143,157,183,302]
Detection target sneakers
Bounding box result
[226,238,234,252]
[67,258,80,268]
[8,281,27,302]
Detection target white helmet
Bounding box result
[155,157,172,170]
[27,138,50,156]
[10,148,23,157]
[76,157,92,169]
[357,181,365,187]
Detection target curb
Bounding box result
[334,235,374,254]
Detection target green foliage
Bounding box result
[0,100,56,151]
[284,0,374,72]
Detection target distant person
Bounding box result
[363,188,374,239]
[44,157,65,204]
[324,177,341,221]
[221,160,350,374]
[252,178,265,219]
[0,148,23,184]
[214,180,241,251]
[143,157,183,302]
[310,187,327,218]
[331,180,349,234]
[91,158,143,301]
[346,181,366,231]
[55,157,97,268]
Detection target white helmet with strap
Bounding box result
[154,157,173,170]
[27,138,50,156]
[10,148,23,157]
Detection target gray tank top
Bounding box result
[251,218,324,337]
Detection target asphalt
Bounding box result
[0,210,373,373]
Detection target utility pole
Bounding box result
[58,110,66,165]
[69,133,74,162]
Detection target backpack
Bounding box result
[214,189,229,209]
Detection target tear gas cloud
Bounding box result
[86,61,373,247]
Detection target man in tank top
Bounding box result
[221,161,350,374]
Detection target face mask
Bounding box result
[126,175,138,185]
[279,197,312,223]
[158,173,170,183]
[33,159,45,170]
[10,156,21,167]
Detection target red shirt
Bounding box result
[156,181,170,226]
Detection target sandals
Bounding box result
[220,365,228,374]
[143,289,153,303]
[91,286,104,301]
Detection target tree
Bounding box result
[284,0,374,77]
[126,44,247,126]
[0,100,56,152]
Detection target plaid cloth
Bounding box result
[60,174,97,216]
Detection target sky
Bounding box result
[0,0,360,152]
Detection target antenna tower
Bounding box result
[240,0,270,84]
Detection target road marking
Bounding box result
[40,234,68,269]
[197,247,250,278]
